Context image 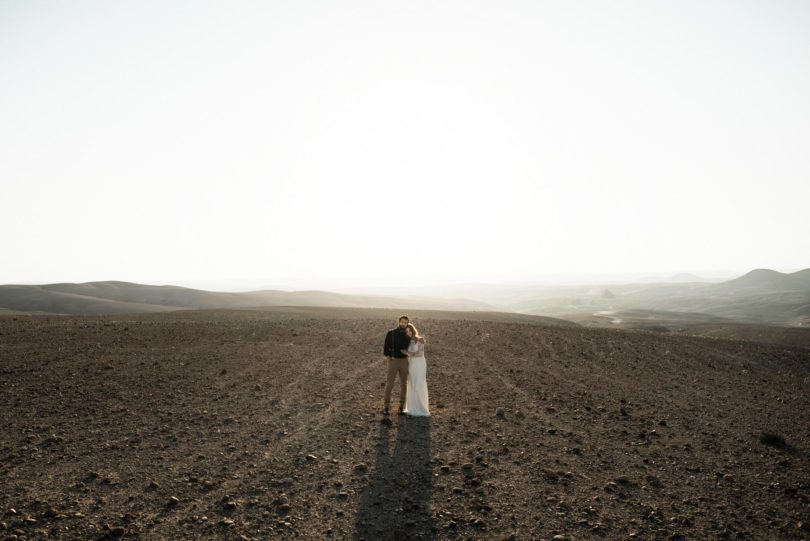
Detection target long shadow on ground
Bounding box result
[355,416,434,540]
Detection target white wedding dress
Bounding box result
[405,340,430,417]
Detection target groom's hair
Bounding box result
[398,315,409,322]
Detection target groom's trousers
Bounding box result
[384,357,409,410]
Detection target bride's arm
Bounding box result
[401,342,425,356]
[400,349,420,356]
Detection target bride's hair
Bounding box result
[405,323,425,342]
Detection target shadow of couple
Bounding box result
[354,416,435,540]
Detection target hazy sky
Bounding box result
[2,1,808,289]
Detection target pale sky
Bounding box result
[1,1,809,289]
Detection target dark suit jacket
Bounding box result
[383,328,410,359]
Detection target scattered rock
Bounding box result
[759,432,787,448]
[3,310,807,540]
[646,475,664,488]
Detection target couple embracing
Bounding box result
[382,315,430,417]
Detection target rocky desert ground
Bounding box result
[1,308,809,540]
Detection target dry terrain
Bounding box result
[560,310,810,350]
[1,308,809,540]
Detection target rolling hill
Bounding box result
[0,281,494,316]
[3,268,809,331]
[715,268,810,293]
[511,269,810,327]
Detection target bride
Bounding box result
[402,323,430,417]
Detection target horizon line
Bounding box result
[3,266,809,292]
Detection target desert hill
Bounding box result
[0,284,182,315]
[715,268,810,293]
[0,281,493,316]
[504,268,810,328]
[358,268,810,327]
[3,269,809,334]
[1,308,808,540]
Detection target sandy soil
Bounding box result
[1,309,809,540]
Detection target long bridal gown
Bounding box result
[405,340,430,417]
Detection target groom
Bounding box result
[382,315,411,416]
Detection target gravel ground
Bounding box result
[1,309,809,540]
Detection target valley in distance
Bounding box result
[1,268,809,539]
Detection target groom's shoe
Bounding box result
[398,407,406,416]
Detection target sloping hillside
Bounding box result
[39,282,250,309]
[714,269,810,293]
[514,269,810,327]
[0,284,182,315]
[0,282,493,316]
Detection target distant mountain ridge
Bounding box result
[532,268,810,326]
[0,281,494,316]
[2,269,808,325]
[715,268,810,292]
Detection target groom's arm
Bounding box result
[383,330,393,357]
